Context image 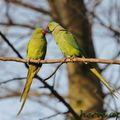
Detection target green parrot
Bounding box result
[17,28,47,115]
[47,21,117,96]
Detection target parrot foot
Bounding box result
[70,56,75,63]
[65,56,75,63]
[26,58,31,64]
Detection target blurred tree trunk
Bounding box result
[48,0,105,119]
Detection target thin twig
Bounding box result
[0,77,26,85]
[0,22,34,29]
[89,11,120,36]
[44,62,64,81]
[0,32,23,59]
[0,31,28,68]
[8,0,50,15]
[100,51,120,72]
[39,111,68,120]
[0,56,120,65]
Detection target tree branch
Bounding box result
[0,31,28,68]
[0,22,34,29]
[90,11,120,36]
[39,111,68,120]
[0,56,120,65]
[8,0,50,15]
[0,77,26,85]
[100,51,120,72]
[0,32,23,59]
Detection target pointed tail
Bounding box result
[90,67,117,97]
[17,65,40,115]
[82,56,118,97]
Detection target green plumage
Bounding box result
[27,28,47,59]
[48,22,82,57]
[47,21,117,97]
[17,28,47,115]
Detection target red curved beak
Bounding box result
[42,29,47,35]
[45,26,49,33]
[42,26,49,35]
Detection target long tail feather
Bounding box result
[17,96,28,115]
[82,56,118,97]
[17,76,33,115]
[90,67,117,97]
[20,70,31,102]
[17,65,40,115]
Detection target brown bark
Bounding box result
[48,0,104,119]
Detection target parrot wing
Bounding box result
[26,40,30,55]
[63,32,81,51]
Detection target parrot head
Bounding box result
[33,28,47,36]
[47,21,59,32]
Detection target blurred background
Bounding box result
[0,0,120,120]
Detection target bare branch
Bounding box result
[0,22,34,29]
[0,31,23,59]
[0,31,28,68]
[39,111,68,120]
[100,51,120,72]
[0,56,120,65]
[44,62,63,81]
[8,0,50,15]
[5,0,13,23]
[0,77,26,85]
[90,11,120,36]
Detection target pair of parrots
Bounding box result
[17,21,117,115]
